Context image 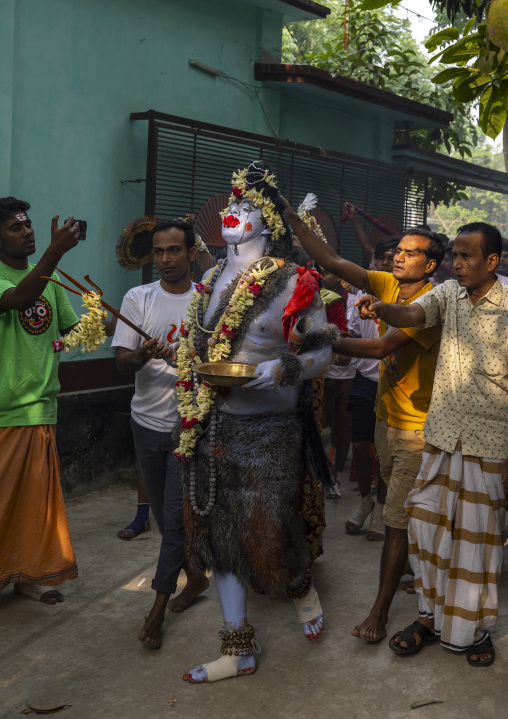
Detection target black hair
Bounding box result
[0,196,31,224]
[404,226,445,275]
[374,235,399,259]
[456,221,502,259]
[244,160,293,259]
[152,218,196,252]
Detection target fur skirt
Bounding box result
[183,410,310,595]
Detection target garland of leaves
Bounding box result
[175,256,285,461]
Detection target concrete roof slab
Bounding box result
[255,63,453,129]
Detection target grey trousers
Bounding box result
[130,418,186,595]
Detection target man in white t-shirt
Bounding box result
[112,219,209,649]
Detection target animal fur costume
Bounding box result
[181,261,337,595]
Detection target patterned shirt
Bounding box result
[413,278,508,458]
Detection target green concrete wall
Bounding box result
[278,94,395,162]
[2,0,284,361]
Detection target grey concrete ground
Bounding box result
[1,480,507,719]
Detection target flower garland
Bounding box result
[62,292,108,354]
[175,256,284,460]
[219,167,286,242]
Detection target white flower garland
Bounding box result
[62,292,108,354]
[175,257,284,460]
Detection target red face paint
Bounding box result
[245,222,252,231]
[222,215,240,228]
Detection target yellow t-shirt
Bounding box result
[367,271,441,431]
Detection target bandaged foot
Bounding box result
[182,654,256,683]
[366,501,385,541]
[14,582,64,605]
[345,494,374,534]
[294,584,323,640]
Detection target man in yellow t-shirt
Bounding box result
[284,201,444,644]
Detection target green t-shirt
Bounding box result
[0,261,79,427]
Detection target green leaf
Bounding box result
[479,84,508,138]
[464,18,477,36]
[478,45,506,74]
[410,700,444,711]
[500,79,508,109]
[358,0,394,9]
[486,0,508,53]
[453,72,492,102]
[432,68,471,84]
[425,27,460,52]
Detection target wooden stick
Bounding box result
[41,276,83,297]
[43,273,152,342]
[84,274,103,296]
[56,267,90,294]
[99,299,151,341]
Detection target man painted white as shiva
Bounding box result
[174,160,340,682]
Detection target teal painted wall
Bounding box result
[2,0,284,361]
[278,94,395,163]
[3,0,410,367]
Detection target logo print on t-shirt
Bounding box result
[19,296,53,335]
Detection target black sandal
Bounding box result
[466,634,495,667]
[389,620,438,656]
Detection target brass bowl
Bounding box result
[195,361,257,387]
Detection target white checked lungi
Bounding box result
[406,441,505,651]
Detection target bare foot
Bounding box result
[351,611,387,642]
[366,529,385,541]
[138,593,169,649]
[14,582,64,605]
[168,574,209,613]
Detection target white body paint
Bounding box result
[204,201,332,415]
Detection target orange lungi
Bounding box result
[0,425,77,590]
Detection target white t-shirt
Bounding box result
[111,281,195,432]
[348,296,380,383]
[327,290,357,381]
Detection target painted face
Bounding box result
[452,232,498,289]
[19,296,53,335]
[221,201,267,246]
[392,234,435,283]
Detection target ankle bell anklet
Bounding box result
[219,624,256,656]
[287,569,312,599]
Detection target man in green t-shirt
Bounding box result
[0,196,81,604]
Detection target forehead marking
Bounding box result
[14,212,28,222]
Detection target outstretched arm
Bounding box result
[345,203,374,262]
[355,294,425,328]
[282,198,369,291]
[334,326,411,359]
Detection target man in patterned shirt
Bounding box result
[356,221,507,667]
